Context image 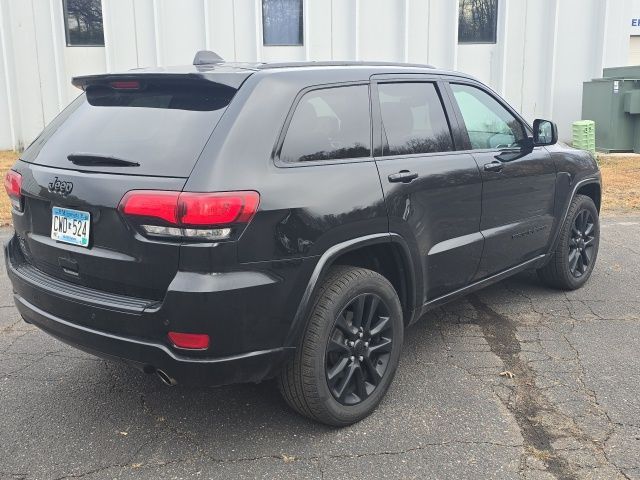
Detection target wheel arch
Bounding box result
[576,182,601,213]
[285,234,418,348]
[545,177,601,261]
[330,238,416,326]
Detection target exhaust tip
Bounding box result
[156,369,177,386]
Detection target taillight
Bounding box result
[120,191,180,224]
[179,192,260,225]
[4,170,22,212]
[168,332,210,350]
[118,190,259,241]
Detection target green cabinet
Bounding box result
[582,66,640,153]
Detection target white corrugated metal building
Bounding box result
[0,0,636,150]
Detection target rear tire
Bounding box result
[278,266,403,426]
[537,194,600,290]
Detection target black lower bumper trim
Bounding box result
[14,294,294,387]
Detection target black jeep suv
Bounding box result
[4,55,601,426]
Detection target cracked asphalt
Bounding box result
[1,216,639,480]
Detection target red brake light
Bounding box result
[179,192,260,226]
[120,191,180,224]
[110,81,140,90]
[4,171,22,211]
[168,332,210,350]
[118,190,260,240]
[4,171,21,198]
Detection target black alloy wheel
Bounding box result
[325,293,393,405]
[278,266,403,426]
[568,209,596,278]
[537,194,599,290]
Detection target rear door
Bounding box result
[373,78,483,302]
[446,81,556,279]
[13,76,238,300]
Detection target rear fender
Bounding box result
[284,233,418,348]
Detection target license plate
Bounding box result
[51,207,90,247]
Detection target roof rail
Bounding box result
[254,61,436,70]
[193,50,224,66]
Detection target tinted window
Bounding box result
[262,0,304,46]
[378,83,454,156]
[451,83,525,150]
[458,0,498,44]
[21,81,236,177]
[280,85,371,163]
[63,0,104,46]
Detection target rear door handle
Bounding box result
[484,161,504,173]
[388,170,419,183]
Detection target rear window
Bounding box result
[279,85,371,163]
[21,80,236,177]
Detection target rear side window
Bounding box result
[21,80,236,177]
[279,85,371,163]
[378,83,454,156]
[450,83,525,150]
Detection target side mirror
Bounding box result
[533,119,558,146]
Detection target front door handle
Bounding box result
[484,161,504,173]
[388,170,419,183]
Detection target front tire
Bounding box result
[538,194,600,290]
[278,266,404,426]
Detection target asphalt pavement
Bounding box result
[1,217,639,480]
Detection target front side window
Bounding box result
[378,82,454,156]
[458,0,498,44]
[280,85,371,163]
[450,83,525,150]
[262,0,304,46]
[63,0,104,46]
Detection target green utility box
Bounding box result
[572,120,595,153]
[582,66,640,153]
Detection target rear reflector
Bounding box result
[119,190,259,240]
[4,170,22,212]
[168,332,210,350]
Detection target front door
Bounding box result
[447,82,557,279]
[373,79,484,302]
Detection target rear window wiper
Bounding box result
[68,154,140,167]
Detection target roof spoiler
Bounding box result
[193,50,224,66]
[72,72,247,90]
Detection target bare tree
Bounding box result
[65,0,104,45]
[458,0,498,43]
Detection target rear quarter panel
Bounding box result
[184,70,388,262]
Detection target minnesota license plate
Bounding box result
[51,207,90,247]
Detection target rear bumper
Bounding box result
[4,236,298,386]
[13,294,291,386]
